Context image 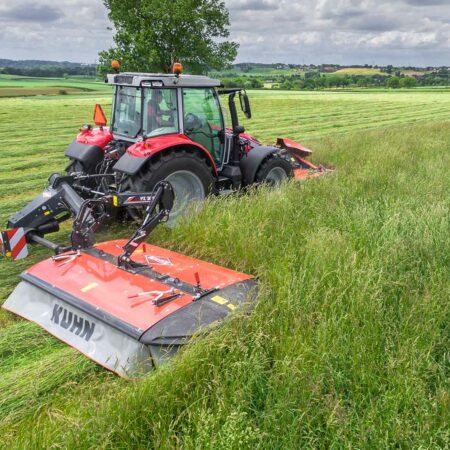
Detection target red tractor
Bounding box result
[67,65,324,221]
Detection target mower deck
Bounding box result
[293,168,327,181]
[3,240,258,377]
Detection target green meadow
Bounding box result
[0,74,109,97]
[0,81,448,448]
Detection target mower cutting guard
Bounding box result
[276,138,329,181]
[4,241,258,377]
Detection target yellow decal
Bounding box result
[211,295,237,311]
[211,295,228,305]
[81,282,98,293]
[113,196,118,207]
[44,211,50,216]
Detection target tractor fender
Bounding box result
[64,140,104,168]
[65,127,113,167]
[113,152,148,175]
[240,146,278,185]
[114,135,218,176]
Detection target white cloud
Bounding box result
[0,0,449,65]
[363,31,438,49]
[0,0,112,62]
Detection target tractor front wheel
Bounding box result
[255,154,293,185]
[122,149,215,226]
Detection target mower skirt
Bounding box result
[3,240,258,378]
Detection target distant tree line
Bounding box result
[0,65,97,78]
[221,77,264,89]
[222,69,450,90]
[2,58,450,89]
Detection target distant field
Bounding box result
[244,89,450,140]
[333,67,383,75]
[210,67,304,77]
[0,86,449,448]
[0,75,109,97]
[401,69,431,76]
[0,87,92,97]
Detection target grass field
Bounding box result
[0,75,109,97]
[333,67,384,76]
[0,83,449,448]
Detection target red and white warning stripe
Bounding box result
[0,228,29,260]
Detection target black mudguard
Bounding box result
[239,146,278,185]
[113,153,148,175]
[65,140,104,169]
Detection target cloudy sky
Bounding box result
[0,0,449,66]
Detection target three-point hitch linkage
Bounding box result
[4,172,174,264]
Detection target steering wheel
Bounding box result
[184,113,204,132]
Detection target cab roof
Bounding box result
[106,72,221,88]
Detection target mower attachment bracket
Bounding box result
[118,181,174,267]
[69,180,174,255]
[71,197,111,250]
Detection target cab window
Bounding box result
[182,88,224,163]
[112,86,142,138]
[143,88,179,137]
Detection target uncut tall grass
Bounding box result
[0,90,448,448]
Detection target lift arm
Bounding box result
[70,181,174,257]
[2,177,174,259]
[118,181,174,266]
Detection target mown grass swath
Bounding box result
[0,87,448,448]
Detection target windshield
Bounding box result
[143,88,179,137]
[112,86,142,138]
[112,87,179,139]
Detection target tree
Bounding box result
[399,77,417,88]
[99,0,238,74]
[357,78,367,88]
[386,76,400,88]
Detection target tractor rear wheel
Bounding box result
[255,154,293,185]
[121,149,215,226]
[66,159,86,176]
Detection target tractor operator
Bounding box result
[146,89,175,132]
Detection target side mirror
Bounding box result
[93,104,107,127]
[239,92,251,119]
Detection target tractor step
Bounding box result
[217,175,233,190]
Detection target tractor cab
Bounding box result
[105,70,251,170]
